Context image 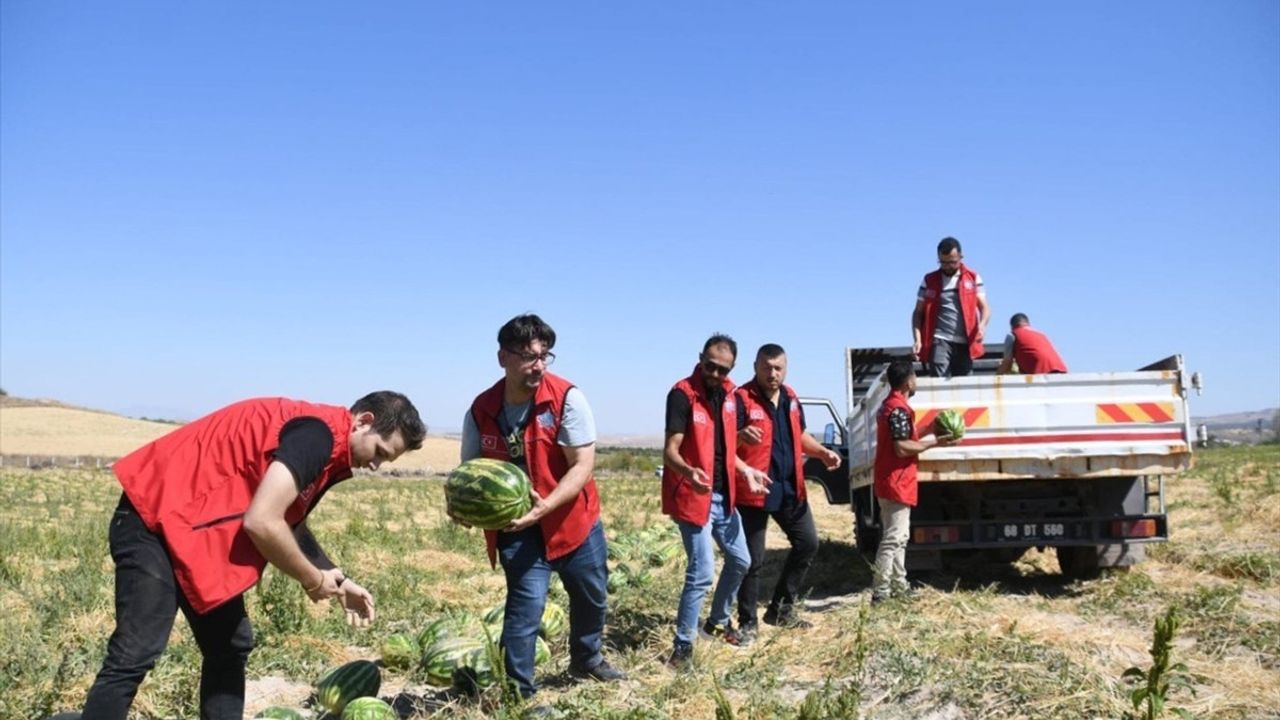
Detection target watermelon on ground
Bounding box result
[445,458,533,530]
[380,633,417,670]
[315,660,380,716]
[540,602,567,638]
[340,696,396,720]
[934,409,966,439]
[422,636,484,687]
[416,613,479,650]
[534,636,551,666]
[482,604,504,629]
[254,708,306,720]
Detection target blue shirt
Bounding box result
[736,384,806,512]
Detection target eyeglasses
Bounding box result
[507,349,556,366]
[938,257,963,267]
[702,359,733,376]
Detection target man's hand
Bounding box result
[337,579,376,627]
[934,433,958,447]
[974,328,985,344]
[686,468,712,495]
[745,468,772,495]
[820,448,842,471]
[911,337,923,359]
[305,567,347,602]
[504,488,549,532]
[738,426,764,446]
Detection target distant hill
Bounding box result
[0,395,461,473]
[1193,407,1277,445]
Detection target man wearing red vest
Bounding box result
[77,392,426,720]
[459,314,623,710]
[872,360,956,603]
[997,313,1068,374]
[734,344,842,644]
[662,334,769,667]
[912,236,991,378]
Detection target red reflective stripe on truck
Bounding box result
[957,430,1184,446]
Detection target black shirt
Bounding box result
[665,386,738,494]
[272,417,334,493]
[737,385,807,511]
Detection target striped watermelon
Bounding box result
[379,633,417,671]
[422,636,484,687]
[340,697,396,720]
[482,604,504,629]
[540,603,567,639]
[445,459,532,529]
[415,613,479,650]
[455,644,500,691]
[934,409,966,439]
[534,636,551,666]
[315,660,380,716]
[253,708,306,720]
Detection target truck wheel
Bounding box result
[1057,546,1101,579]
[851,494,881,556]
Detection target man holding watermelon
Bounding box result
[872,360,957,603]
[734,344,842,642]
[75,391,426,720]
[459,314,624,710]
[661,334,770,666]
[912,236,991,378]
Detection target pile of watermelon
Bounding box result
[933,409,967,440]
[253,659,394,719]
[413,602,566,691]
[606,524,681,593]
[445,458,534,530]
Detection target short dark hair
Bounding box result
[498,314,556,352]
[756,343,786,361]
[887,359,915,391]
[937,236,962,255]
[1010,313,1030,328]
[702,333,737,359]
[351,391,427,450]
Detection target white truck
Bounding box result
[798,346,1199,577]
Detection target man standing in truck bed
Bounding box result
[912,236,991,378]
[997,313,1068,374]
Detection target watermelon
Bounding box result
[254,708,306,720]
[455,644,500,691]
[482,604,504,629]
[934,409,966,439]
[540,603,567,638]
[379,633,417,671]
[415,613,478,650]
[340,697,396,720]
[315,660,380,716]
[534,636,551,666]
[421,636,484,687]
[445,458,532,530]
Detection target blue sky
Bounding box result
[2,1,1277,435]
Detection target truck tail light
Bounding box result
[1111,519,1157,538]
[913,526,961,544]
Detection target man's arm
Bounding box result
[505,443,595,531]
[997,333,1016,374]
[664,432,711,493]
[292,521,335,571]
[975,285,991,344]
[911,297,926,358]
[799,432,842,470]
[242,462,344,600]
[893,434,951,458]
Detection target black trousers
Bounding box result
[736,497,819,626]
[82,495,255,720]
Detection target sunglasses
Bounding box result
[702,359,733,376]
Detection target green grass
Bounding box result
[1,445,1277,718]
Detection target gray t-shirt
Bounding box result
[460,386,596,462]
[918,271,985,343]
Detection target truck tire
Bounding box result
[851,491,881,557]
[1057,546,1101,580]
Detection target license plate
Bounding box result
[992,522,1072,541]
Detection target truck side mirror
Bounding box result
[823,423,836,445]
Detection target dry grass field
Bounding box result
[1,443,1277,720]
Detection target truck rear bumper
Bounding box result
[907,513,1167,550]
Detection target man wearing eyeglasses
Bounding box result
[460,314,623,712]
[661,334,769,667]
[911,236,991,378]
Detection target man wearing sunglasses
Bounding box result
[460,314,623,713]
[912,236,991,378]
[661,334,769,667]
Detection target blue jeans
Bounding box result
[674,492,750,647]
[496,520,608,698]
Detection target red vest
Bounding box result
[1011,326,1067,374]
[662,368,738,526]
[470,373,600,566]
[919,265,984,363]
[113,398,354,614]
[874,391,919,506]
[734,382,806,508]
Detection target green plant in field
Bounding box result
[1122,606,1196,720]
[793,604,869,720]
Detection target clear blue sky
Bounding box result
[3,1,1277,435]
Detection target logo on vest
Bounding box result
[536,410,555,429]
[692,410,709,425]
[750,409,766,421]
[481,435,498,450]
[725,400,735,412]
[963,280,974,290]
